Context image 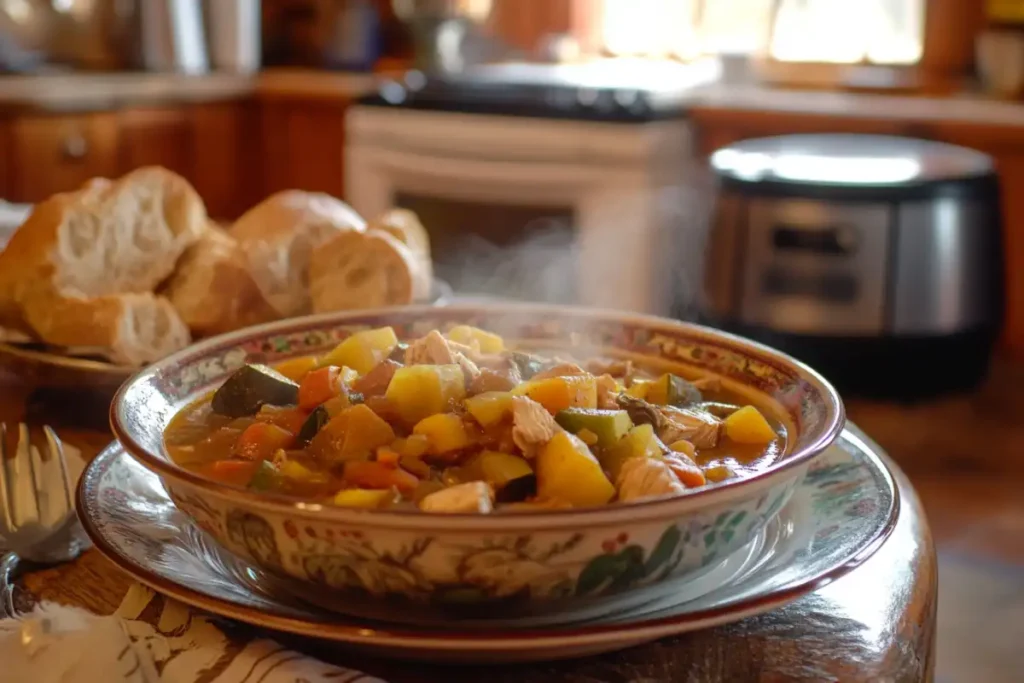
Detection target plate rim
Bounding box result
[77,425,900,650]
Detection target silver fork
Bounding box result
[0,424,85,618]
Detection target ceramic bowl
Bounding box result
[110,304,844,622]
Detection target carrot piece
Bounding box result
[664,452,707,488]
[256,406,308,434]
[205,460,260,486]
[298,366,343,411]
[376,447,401,468]
[344,460,419,493]
[235,423,296,461]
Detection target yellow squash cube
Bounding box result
[333,488,392,509]
[309,404,396,462]
[385,364,466,425]
[536,431,615,507]
[273,356,319,382]
[511,375,597,415]
[724,406,777,444]
[447,325,505,353]
[413,413,472,454]
[464,391,513,427]
[320,327,398,375]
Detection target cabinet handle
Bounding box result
[62,133,88,160]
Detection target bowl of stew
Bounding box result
[110,304,844,621]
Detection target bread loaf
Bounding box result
[23,292,191,366]
[0,167,206,362]
[231,191,365,318]
[370,208,433,295]
[309,230,428,313]
[163,227,279,337]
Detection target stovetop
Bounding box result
[358,60,717,122]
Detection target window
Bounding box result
[600,0,926,65]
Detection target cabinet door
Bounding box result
[261,99,348,199]
[0,119,10,200]
[191,102,260,220]
[119,107,193,177]
[8,112,120,203]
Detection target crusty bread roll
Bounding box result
[231,190,365,318]
[370,208,433,294]
[162,227,279,337]
[310,230,429,313]
[0,167,206,363]
[23,292,190,366]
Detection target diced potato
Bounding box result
[668,439,696,457]
[555,408,633,448]
[536,431,615,507]
[577,428,598,446]
[393,434,431,458]
[625,380,651,400]
[322,395,351,417]
[320,327,399,374]
[333,488,393,509]
[279,459,317,481]
[724,406,776,444]
[420,481,494,513]
[464,391,513,427]
[704,464,737,483]
[447,325,504,353]
[274,356,319,383]
[308,404,396,461]
[511,375,597,415]
[601,423,662,481]
[468,450,533,489]
[646,373,701,407]
[413,413,471,454]
[385,364,466,425]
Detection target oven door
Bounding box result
[346,136,665,313]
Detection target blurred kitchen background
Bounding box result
[2,3,1024,677]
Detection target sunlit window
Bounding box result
[601,0,926,65]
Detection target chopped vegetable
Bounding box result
[510,351,545,380]
[664,452,707,488]
[308,404,396,462]
[234,423,295,461]
[724,406,777,444]
[384,364,466,425]
[320,327,399,374]
[279,459,321,482]
[668,439,696,457]
[400,455,432,478]
[645,373,702,407]
[464,391,513,427]
[376,446,401,466]
[420,481,494,513]
[617,457,685,501]
[468,450,533,487]
[512,375,598,414]
[352,359,401,397]
[704,464,737,483]
[625,379,651,399]
[255,406,308,434]
[248,460,280,491]
[447,325,505,353]
[333,488,393,509]
[555,408,633,448]
[536,431,615,507]
[211,364,299,418]
[344,460,419,492]
[206,459,260,486]
[297,405,330,445]
[298,366,345,411]
[413,413,472,455]
[273,356,319,383]
[577,428,598,446]
[394,434,430,458]
[601,423,663,481]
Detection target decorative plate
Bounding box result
[79,424,898,663]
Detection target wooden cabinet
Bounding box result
[190,102,261,220]
[6,112,120,203]
[260,99,350,199]
[119,107,193,178]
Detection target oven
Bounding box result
[345,105,697,315]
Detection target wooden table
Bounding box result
[5,378,939,683]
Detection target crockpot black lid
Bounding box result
[711,134,997,201]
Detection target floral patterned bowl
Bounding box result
[109,303,844,622]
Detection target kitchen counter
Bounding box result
[0,68,377,112]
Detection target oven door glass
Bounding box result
[395,192,577,303]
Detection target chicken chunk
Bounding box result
[616,457,687,502]
[419,481,494,513]
[532,362,588,381]
[617,395,722,449]
[511,396,560,458]
[405,330,480,385]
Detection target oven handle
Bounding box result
[365,147,610,188]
